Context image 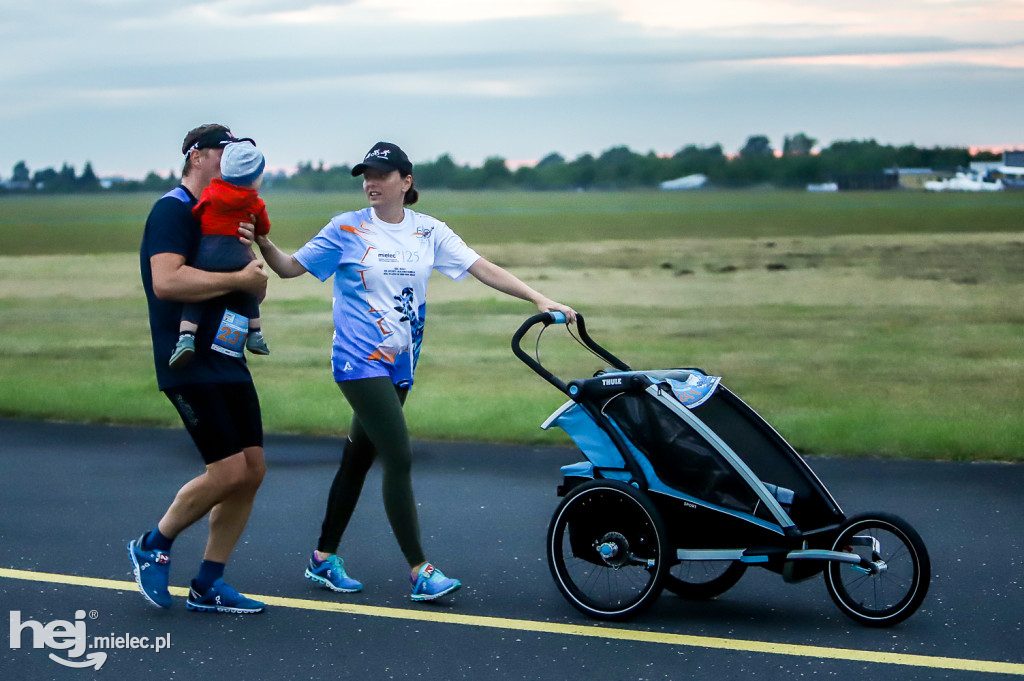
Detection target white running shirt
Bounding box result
[294,207,480,387]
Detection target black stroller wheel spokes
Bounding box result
[665,560,747,600]
[824,513,931,627]
[547,480,668,620]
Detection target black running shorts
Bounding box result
[163,382,263,464]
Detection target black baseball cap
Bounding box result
[183,127,254,157]
[351,142,413,176]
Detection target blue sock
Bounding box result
[193,560,225,594]
[143,528,173,553]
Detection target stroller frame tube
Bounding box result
[513,313,649,489]
[644,383,798,532]
[677,548,874,571]
[511,312,630,396]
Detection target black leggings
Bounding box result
[317,377,425,566]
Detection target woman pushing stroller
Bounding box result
[255,142,576,600]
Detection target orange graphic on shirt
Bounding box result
[367,347,399,364]
[356,269,383,313]
[337,222,372,238]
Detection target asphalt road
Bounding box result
[1,418,1022,680]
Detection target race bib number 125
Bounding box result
[211,310,249,358]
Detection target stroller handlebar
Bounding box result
[511,311,631,397]
[548,310,568,325]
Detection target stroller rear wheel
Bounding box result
[665,561,747,600]
[547,479,668,620]
[824,513,930,627]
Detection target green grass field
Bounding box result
[1,190,1021,461]
[3,189,1024,255]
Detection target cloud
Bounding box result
[746,43,1024,69]
[2,0,1023,177]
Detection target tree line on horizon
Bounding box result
[2,134,1005,195]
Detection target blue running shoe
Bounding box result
[127,534,172,609]
[305,553,362,593]
[186,579,265,614]
[411,563,461,602]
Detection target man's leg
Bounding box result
[182,382,267,614]
[203,445,266,563]
[129,448,257,610]
[155,448,261,541]
[131,383,265,612]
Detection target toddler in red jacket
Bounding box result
[170,141,272,368]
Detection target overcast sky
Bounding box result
[2,0,1022,179]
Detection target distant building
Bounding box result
[659,173,708,190]
[892,167,949,190]
[831,171,899,191]
[1004,150,1024,168]
[806,182,838,192]
[99,176,127,190]
[995,151,1024,189]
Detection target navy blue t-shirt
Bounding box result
[140,186,253,390]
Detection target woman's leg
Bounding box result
[335,377,423,566]
[316,428,373,554]
[317,376,417,561]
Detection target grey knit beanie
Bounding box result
[220,141,265,187]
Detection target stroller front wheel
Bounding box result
[547,479,668,620]
[824,512,930,627]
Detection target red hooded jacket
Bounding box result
[192,178,271,237]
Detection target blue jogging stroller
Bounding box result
[512,312,930,626]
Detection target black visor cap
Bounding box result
[351,142,413,177]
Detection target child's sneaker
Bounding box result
[169,333,195,369]
[305,552,362,593]
[410,563,461,602]
[186,578,265,614]
[127,534,172,609]
[246,331,270,355]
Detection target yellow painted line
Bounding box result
[2,567,1022,676]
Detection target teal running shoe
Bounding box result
[246,331,270,355]
[411,563,461,602]
[305,553,362,593]
[127,534,172,609]
[186,579,265,614]
[168,334,195,369]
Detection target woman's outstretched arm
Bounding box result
[254,234,309,279]
[468,257,577,323]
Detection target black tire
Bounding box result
[824,513,930,627]
[665,561,747,600]
[547,479,668,620]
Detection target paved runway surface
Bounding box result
[1,418,1022,680]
